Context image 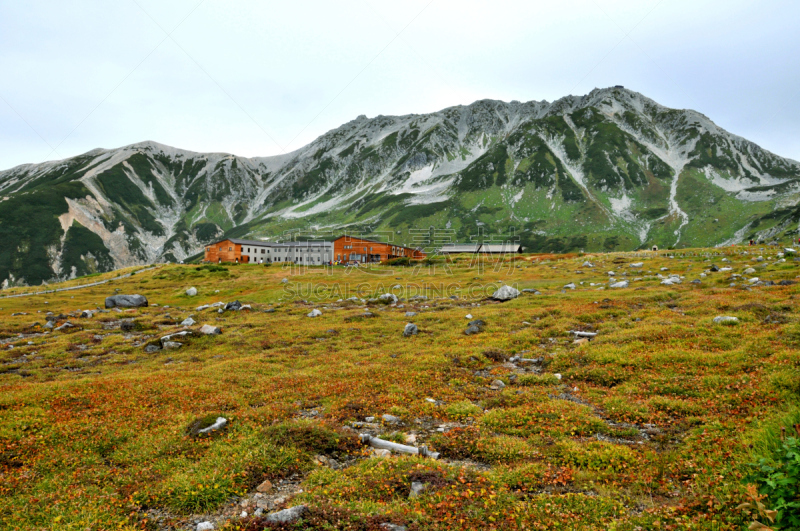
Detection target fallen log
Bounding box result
[570,331,597,338]
[359,434,440,459]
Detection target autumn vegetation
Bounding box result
[1,248,798,530]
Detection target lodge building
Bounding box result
[203,235,425,264]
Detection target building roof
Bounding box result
[333,235,420,252]
[480,243,523,253]
[440,244,481,253]
[212,238,330,248]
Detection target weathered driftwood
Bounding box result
[570,331,597,338]
[359,434,440,459]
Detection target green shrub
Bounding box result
[445,400,483,420]
[263,420,360,455]
[518,374,561,386]
[747,435,800,529]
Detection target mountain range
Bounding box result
[2,86,800,286]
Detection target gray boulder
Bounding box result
[307,309,322,318]
[224,301,242,311]
[186,287,198,297]
[265,505,308,524]
[403,323,419,337]
[379,293,399,304]
[491,285,520,301]
[713,316,739,324]
[610,280,629,288]
[181,317,196,326]
[162,341,183,350]
[199,324,221,335]
[105,294,148,309]
[465,319,486,335]
[405,311,417,317]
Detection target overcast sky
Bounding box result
[1,0,799,171]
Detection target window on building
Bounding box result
[229,247,232,251]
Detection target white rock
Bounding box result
[195,304,210,311]
[307,309,322,317]
[554,373,562,380]
[630,262,643,268]
[186,287,197,297]
[607,271,616,276]
[610,280,628,288]
[713,316,739,324]
[465,314,473,319]
[491,285,520,300]
[197,522,214,531]
[563,283,576,289]
[181,317,196,327]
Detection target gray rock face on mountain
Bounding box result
[105,294,148,308]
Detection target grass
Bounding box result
[0,246,799,529]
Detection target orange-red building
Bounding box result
[204,239,246,263]
[203,236,425,264]
[332,235,425,263]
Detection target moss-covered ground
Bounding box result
[1,248,799,530]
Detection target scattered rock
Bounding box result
[630,262,643,268]
[582,261,594,268]
[186,287,198,297]
[144,344,161,353]
[609,280,628,288]
[379,293,399,304]
[197,522,214,531]
[281,278,289,284]
[778,280,797,286]
[307,309,322,318]
[563,283,576,290]
[713,316,739,325]
[181,317,196,327]
[491,285,520,301]
[55,322,75,332]
[224,301,242,311]
[690,279,701,284]
[382,414,400,424]
[490,379,506,390]
[162,341,183,350]
[380,524,408,531]
[256,479,273,493]
[405,311,417,317]
[80,310,94,318]
[409,481,428,499]
[710,265,720,272]
[199,324,222,335]
[105,294,148,309]
[464,319,486,336]
[465,313,473,319]
[403,323,418,337]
